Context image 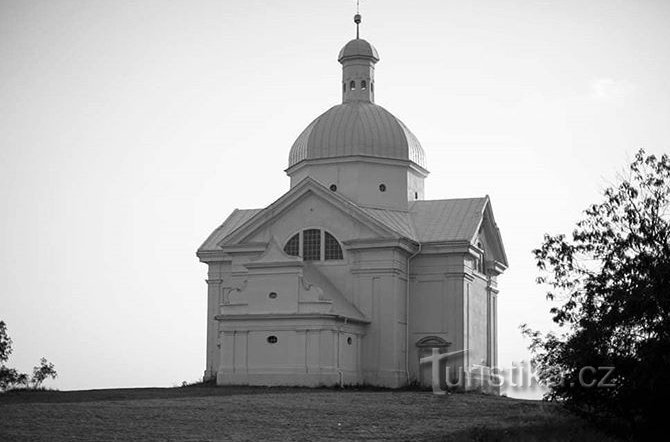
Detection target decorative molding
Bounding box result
[344,237,418,253]
[220,243,267,254]
[220,279,248,305]
[416,336,451,348]
[215,312,371,325]
[197,250,231,263]
[285,154,429,177]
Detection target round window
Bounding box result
[347,337,353,345]
[329,184,337,191]
[267,336,278,344]
[379,184,386,192]
[268,292,278,299]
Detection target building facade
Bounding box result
[197,20,507,390]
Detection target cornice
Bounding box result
[215,312,370,325]
[344,237,418,253]
[196,250,231,263]
[220,242,267,254]
[285,155,429,177]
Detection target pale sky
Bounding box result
[1,0,669,397]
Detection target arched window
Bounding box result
[361,80,367,90]
[350,80,356,90]
[302,229,321,261]
[371,82,374,92]
[283,230,344,261]
[324,232,343,260]
[284,233,299,256]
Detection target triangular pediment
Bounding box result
[218,178,402,247]
[471,197,508,269]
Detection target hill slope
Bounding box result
[0,386,615,441]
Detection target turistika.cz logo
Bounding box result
[419,347,616,395]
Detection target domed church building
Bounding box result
[197,15,507,390]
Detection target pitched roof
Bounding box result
[199,183,492,252]
[360,207,417,240]
[198,208,262,251]
[410,198,488,243]
[361,198,488,243]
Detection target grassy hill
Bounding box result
[0,386,616,441]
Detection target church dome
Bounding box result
[288,101,426,170]
[338,38,379,62]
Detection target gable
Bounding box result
[244,191,381,247]
[216,178,402,248]
[473,200,508,268]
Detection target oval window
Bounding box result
[267,336,278,344]
[379,184,387,192]
[347,337,353,345]
[329,184,337,191]
[268,292,278,299]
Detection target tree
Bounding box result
[0,321,12,364]
[524,149,670,436]
[31,358,57,389]
[0,321,57,392]
[0,321,20,391]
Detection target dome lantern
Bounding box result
[286,15,428,210]
[339,14,379,103]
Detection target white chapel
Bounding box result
[197,14,508,390]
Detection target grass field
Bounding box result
[0,386,616,441]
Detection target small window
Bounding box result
[267,336,278,344]
[350,80,356,90]
[371,82,374,92]
[343,83,346,93]
[284,233,299,256]
[268,292,278,299]
[361,80,367,90]
[329,184,337,192]
[477,256,485,274]
[347,337,353,345]
[303,229,321,261]
[379,184,386,192]
[414,192,418,199]
[325,232,343,260]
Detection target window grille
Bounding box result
[324,232,343,260]
[302,229,321,261]
[284,233,299,256]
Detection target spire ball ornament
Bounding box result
[354,13,361,39]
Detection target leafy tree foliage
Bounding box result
[524,150,670,435]
[0,321,57,392]
[0,321,11,363]
[31,358,57,388]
